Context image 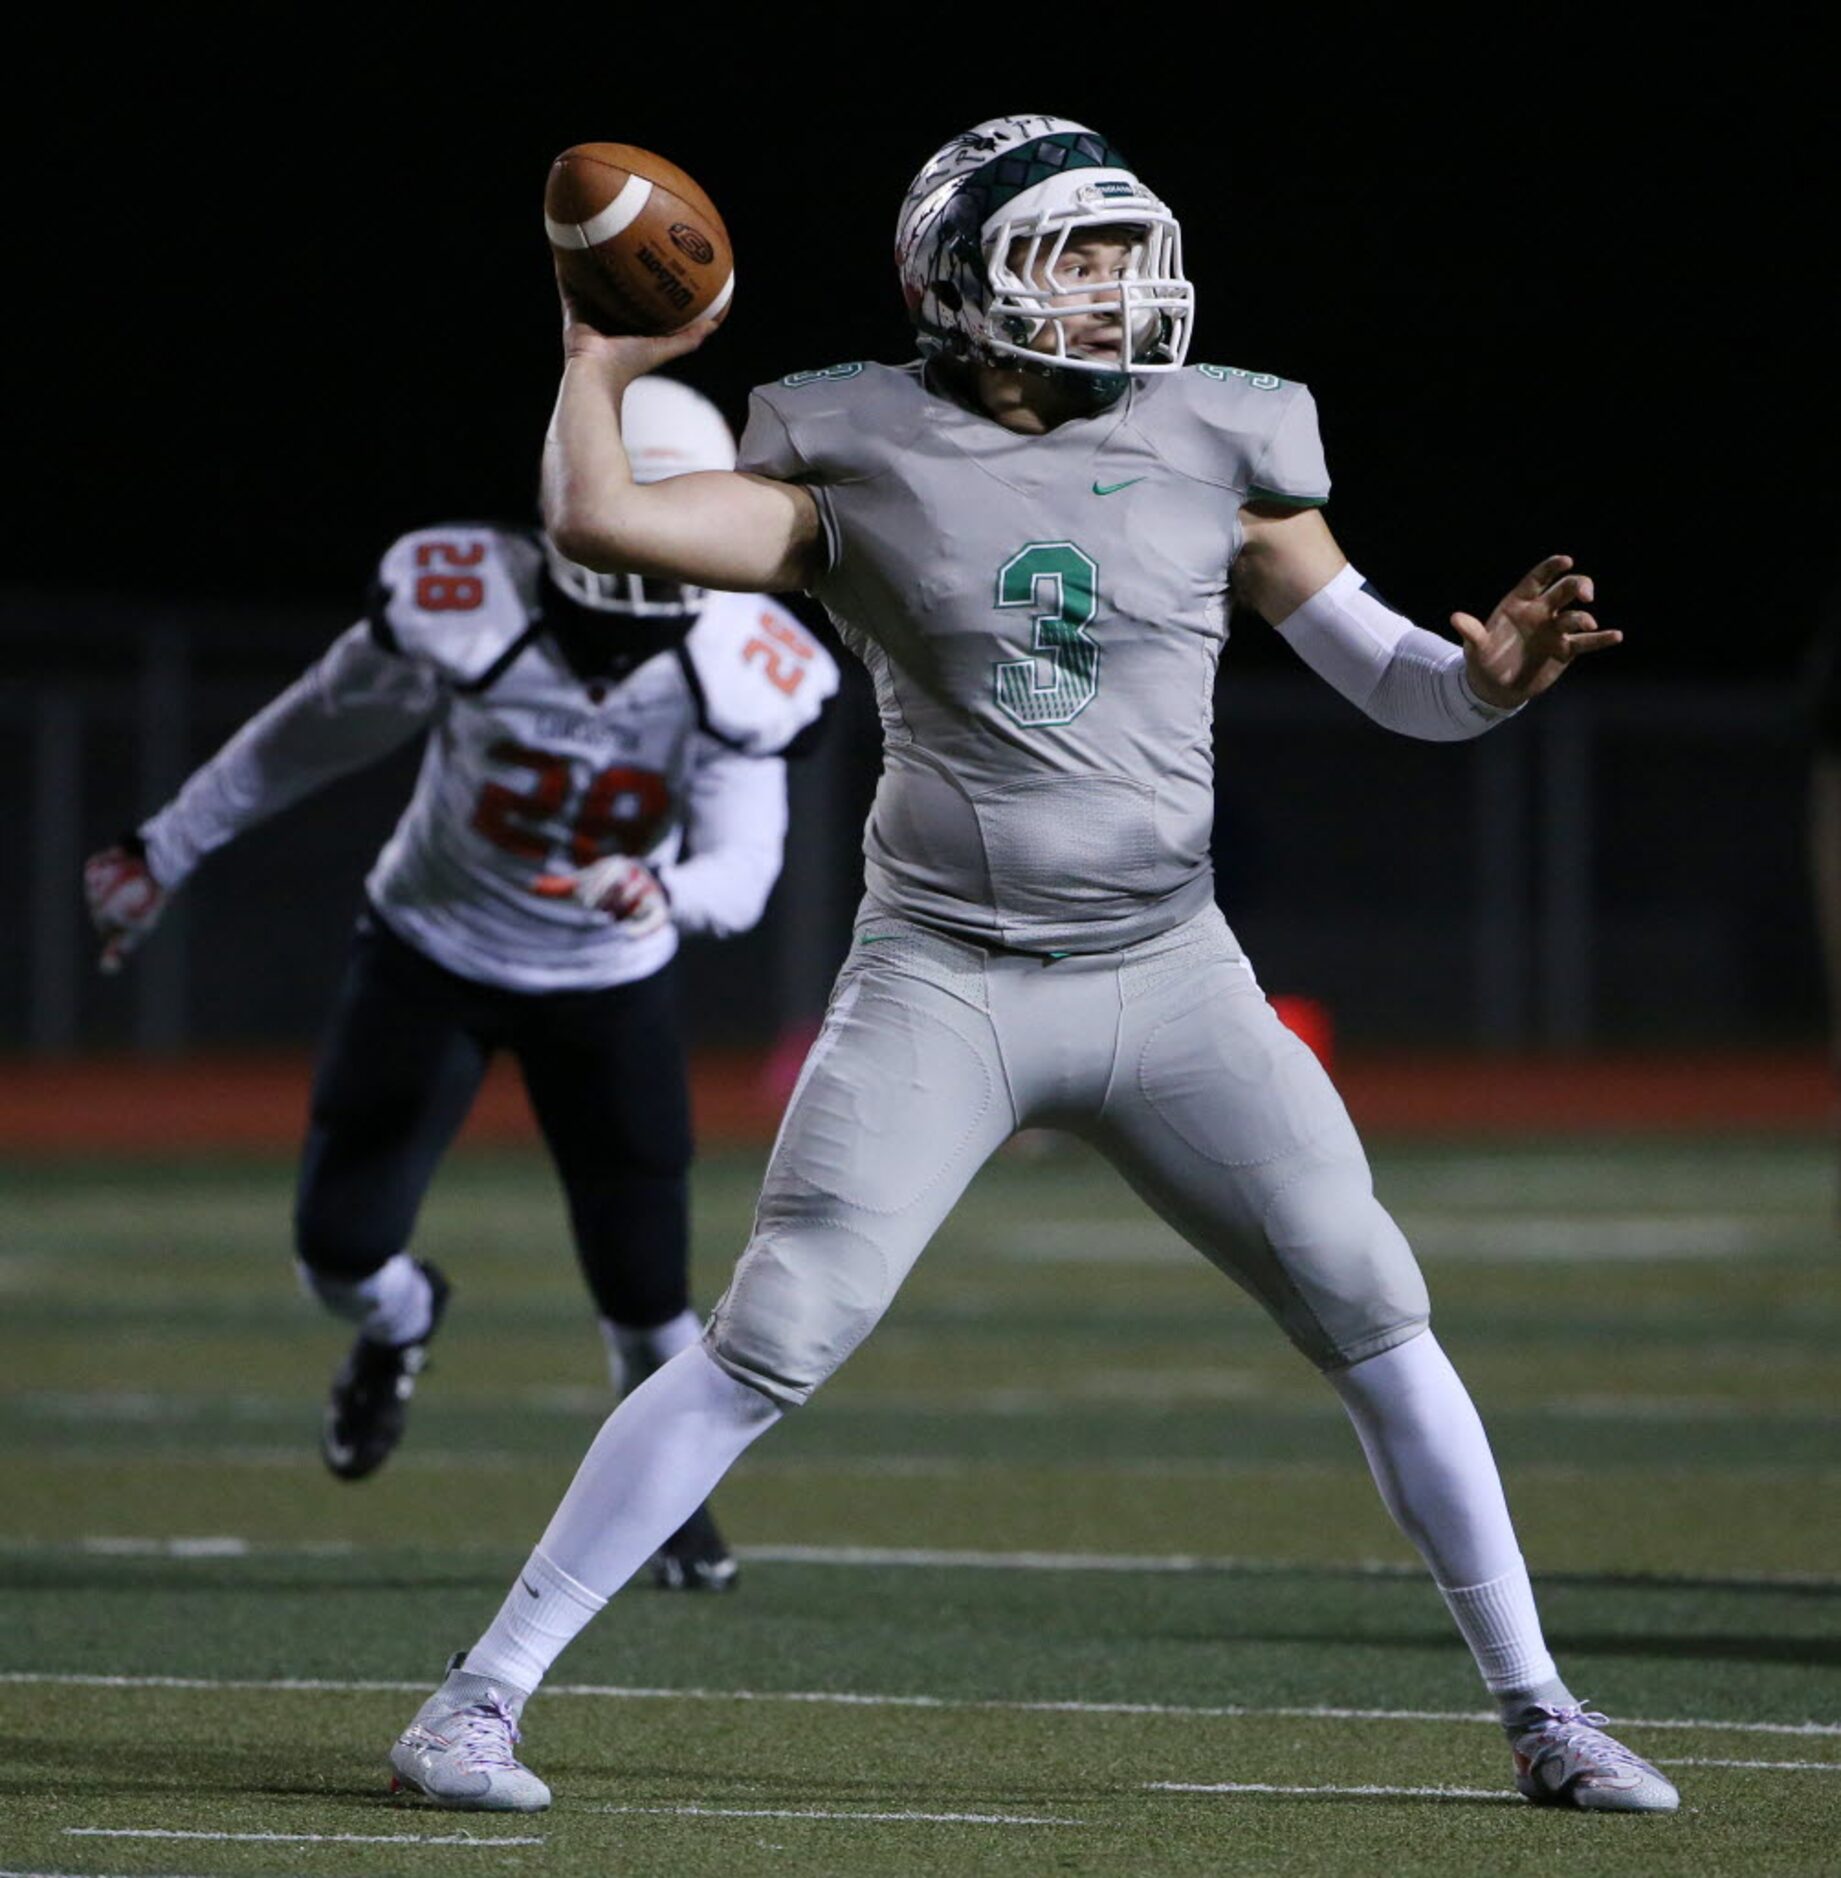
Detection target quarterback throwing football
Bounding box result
[84,378,837,1593]
[385,117,1676,1813]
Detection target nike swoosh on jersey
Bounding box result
[1092,478,1145,496]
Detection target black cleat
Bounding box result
[321,1262,451,1481]
[650,1502,738,1592]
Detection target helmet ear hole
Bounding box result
[935,281,963,312]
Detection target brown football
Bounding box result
[544,143,734,335]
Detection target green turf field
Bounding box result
[2,1135,1837,1875]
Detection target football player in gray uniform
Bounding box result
[83,378,837,1593]
[386,117,1676,1814]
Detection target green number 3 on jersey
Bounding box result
[992,542,1101,728]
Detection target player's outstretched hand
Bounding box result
[557,274,721,376]
[82,837,167,974]
[1450,555,1622,707]
[532,856,670,937]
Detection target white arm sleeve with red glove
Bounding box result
[655,742,789,938]
[139,624,439,888]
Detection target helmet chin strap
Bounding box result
[997,344,1130,410]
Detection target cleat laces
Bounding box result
[1517,1701,1649,1790]
[445,1696,524,1773]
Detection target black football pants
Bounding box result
[294,908,694,1329]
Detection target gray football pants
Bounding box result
[706,903,1429,1405]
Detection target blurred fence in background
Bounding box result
[3,588,1820,1059]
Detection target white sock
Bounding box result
[299,1251,432,1346]
[464,1345,780,1693]
[464,1545,605,1698]
[1329,1331,1558,1693]
[600,1307,702,1396]
[1441,1566,1563,1697]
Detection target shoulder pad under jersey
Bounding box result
[369,525,545,685]
[681,592,840,755]
[738,361,930,487]
[1128,366,1331,508]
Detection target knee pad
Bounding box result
[704,1216,896,1408]
[1260,1154,1430,1370]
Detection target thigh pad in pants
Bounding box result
[706,927,1014,1405]
[1101,909,1430,1369]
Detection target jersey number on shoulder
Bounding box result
[992,541,1101,728]
[470,742,670,864]
[413,539,486,612]
[742,611,819,696]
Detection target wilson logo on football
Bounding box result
[669,224,716,265]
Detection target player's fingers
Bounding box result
[1513,553,1572,599]
[555,270,603,334]
[1539,572,1594,615]
[1449,610,1488,649]
[1557,629,1622,656]
[530,873,580,899]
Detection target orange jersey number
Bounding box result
[471,743,670,864]
[742,611,818,696]
[414,539,486,612]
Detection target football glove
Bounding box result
[83,834,167,974]
[532,856,671,937]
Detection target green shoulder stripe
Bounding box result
[1246,485,1329,509]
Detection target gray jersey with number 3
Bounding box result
[740,360,1329,951]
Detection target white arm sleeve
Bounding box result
[1273,564,1521,742]
[656,743,789,938]
[139,624,439,888]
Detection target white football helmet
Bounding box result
[542,376,738,618]
[895,115,1193,382]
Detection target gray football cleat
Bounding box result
[388,1652,551,1812]
[1508,1701,1680,1812]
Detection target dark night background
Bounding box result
[19,19,1827,664]
[5,16,1832,1055]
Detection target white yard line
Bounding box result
[1149,1780,1513,1801]
[24,1445,1841,1488]
[594,1804,1078,1825]
[74,1536,356,1560]
[745,1543,1426,1576]
[7,1534,1839,1593]
[4,1671,1833,1738]
[737,1544,1841,1589]
[65,1827,542,1846]
[1659,1756,1841,1772]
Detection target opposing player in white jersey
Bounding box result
[384,117,1678,1812]
[83,377,838,1591]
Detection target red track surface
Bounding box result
[0,1049,1828,1153]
